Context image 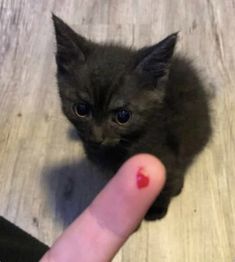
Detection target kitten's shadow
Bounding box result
[43,128,109,227]
[43,158,109,227]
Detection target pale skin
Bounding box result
[40,154,166,262]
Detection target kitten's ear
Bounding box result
[135,33,178,81]
[52,14,90,74]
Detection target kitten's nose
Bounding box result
[92,126,104,144]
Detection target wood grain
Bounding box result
[0,0,234,261]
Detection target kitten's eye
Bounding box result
[73,103,90,117]
[115,109,131,124]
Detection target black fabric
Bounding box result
[0,216,49,262]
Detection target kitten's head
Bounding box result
[52,14,177,155]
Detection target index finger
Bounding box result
[40,154,165,262]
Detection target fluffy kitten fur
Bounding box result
[52,14,212,220]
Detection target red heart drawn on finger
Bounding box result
[136,168,149,189]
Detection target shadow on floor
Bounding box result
[42,128,111,227]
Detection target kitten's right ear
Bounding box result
[135,33,178,82]
[52,14,90,74]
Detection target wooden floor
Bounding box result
[0,1,235,261]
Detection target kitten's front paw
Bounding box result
[144,205,168,221]
[172,184,183,196]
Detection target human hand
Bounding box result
[40,154,165,262]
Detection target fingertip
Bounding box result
[129,153,166,176]
[119,153,166,191]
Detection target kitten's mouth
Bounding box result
[87,141,117,151]
[119,138,132,147]
[82,136,132,157]
[84,143,116,158]
[84,139,128,154]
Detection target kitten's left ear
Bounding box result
[135,33,178,81]
[52,14,91,74]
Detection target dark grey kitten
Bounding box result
[52,14,212,220]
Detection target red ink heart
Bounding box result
[136,168,149,189]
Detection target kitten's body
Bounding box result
[53,15,212,220]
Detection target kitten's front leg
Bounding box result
[144,193,171,220]
[144,174,184,220]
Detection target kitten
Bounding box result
[52,14,212,220]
